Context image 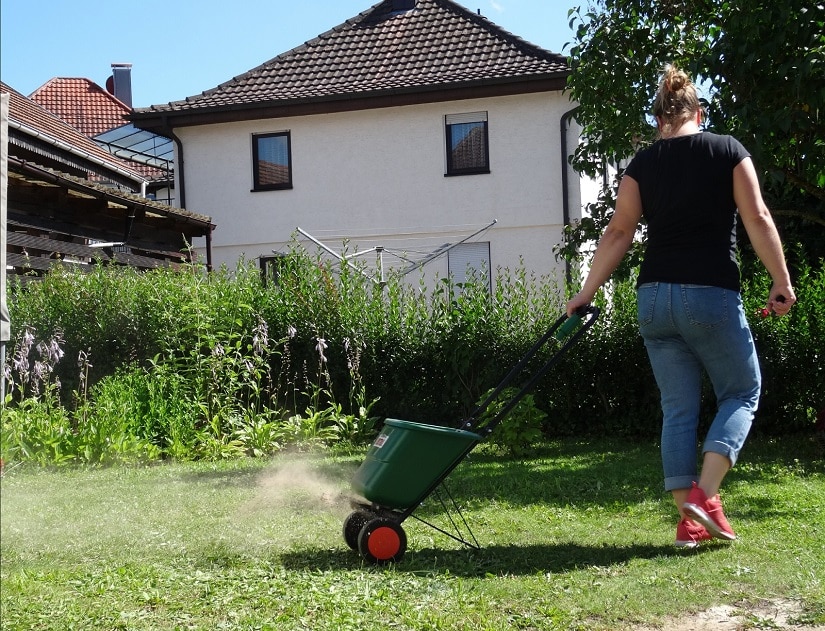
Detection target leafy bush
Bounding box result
[477,387,548,456]
[3,244,823,466]
[743,258,825,433]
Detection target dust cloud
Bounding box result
[239,454,354,518]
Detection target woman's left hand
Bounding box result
[766,287,796,316]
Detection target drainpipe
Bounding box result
[559,106,579,285]
[205,225,213,273]
[166,120,186,209]
[165,118,212,271]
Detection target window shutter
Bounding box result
[445,112,488,125]
[448,242,491,290]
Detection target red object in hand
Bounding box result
[760,308,770,318]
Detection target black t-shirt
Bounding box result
[624,132,751,291]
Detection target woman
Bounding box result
[566,65,796,547]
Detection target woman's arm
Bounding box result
[734,157,796,315]
[566,174,643,316]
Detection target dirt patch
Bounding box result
[634,598,823,630]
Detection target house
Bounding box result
[1,82,214,277]
[30,64,175,205]
[130,0,582,288]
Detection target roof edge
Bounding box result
[130,73,570,133]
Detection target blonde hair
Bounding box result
[653,65,701,135]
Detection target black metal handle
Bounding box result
[460,305,599,435]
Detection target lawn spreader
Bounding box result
[342,305,600,564]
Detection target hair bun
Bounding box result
[664,67,688,93]
[653,64,700,134]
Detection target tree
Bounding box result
[559,0,825,272]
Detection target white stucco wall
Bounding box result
[178,91,581,287]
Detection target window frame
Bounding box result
[444,112,490,176]
[251,131,293,191]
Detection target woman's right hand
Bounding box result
[566,292,592,318]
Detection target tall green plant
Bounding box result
[4,243,822,467]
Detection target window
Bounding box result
[252,132,292,190]
[448,242,491,293]
[445,112,489,176]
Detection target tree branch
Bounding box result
[769,208,825,228]
[782,170,825,202]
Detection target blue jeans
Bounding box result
[637,283,761,492]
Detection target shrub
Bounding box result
[3,243,823,465]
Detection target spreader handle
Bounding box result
[554,312,583,341]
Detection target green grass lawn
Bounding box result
[2,435,823,630]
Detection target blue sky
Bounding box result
[0,0,578,108]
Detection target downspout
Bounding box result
[559,106,578,286]
[205,225,213,273]
[166,118,211,271]
[167,119,186,209]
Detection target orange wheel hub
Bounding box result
[367,526,401,559]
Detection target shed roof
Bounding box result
[2,82,147,187]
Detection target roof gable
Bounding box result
[2,81,146,185]
[133,0,568,122]
[30,77,131,137]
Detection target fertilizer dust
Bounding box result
[238,453,353,519]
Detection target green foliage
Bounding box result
[1,399,76,466]
[3,244,823,466]
[1,376,161,467]
[478,387,547,457]
[743,258,825,431]
[562,0,824,265]
[3,252,384,464]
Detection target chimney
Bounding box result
[107,63,133,107]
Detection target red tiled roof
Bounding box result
[1,82,146,183]
[133,0,568,119]
[30,77,131,137]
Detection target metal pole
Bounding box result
[1,93,10,406]
[0,344,5,404]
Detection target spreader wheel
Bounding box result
[357,518,407,564]
[342,510,372,550]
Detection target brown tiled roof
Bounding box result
[30,77,131,137]
[28,78,169,183]
[1,82,146,184]
[132,0,568,123]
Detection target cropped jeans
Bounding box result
[637,282,761,492]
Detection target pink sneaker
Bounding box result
[675,518,712,548]
[683,482,736,541]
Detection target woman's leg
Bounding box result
[638,283,704,504]
[678,287,761,483]
[697,452,731,498]
[677,287,760,539]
